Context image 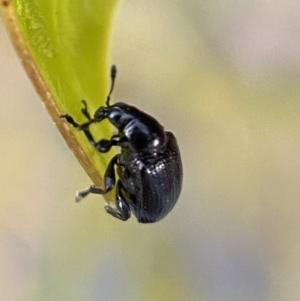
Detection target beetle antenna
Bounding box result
[106,65,117,106]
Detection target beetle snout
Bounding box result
[94,106,108,121]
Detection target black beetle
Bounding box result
[61,65,182,223]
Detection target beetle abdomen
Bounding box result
[130,132,182,223]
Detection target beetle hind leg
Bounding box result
[75,155,118,202]
[75,185,105,202]
[105,180,131,221]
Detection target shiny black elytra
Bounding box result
[61,66,182,223]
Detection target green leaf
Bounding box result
[1,0,119,200]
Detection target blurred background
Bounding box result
[1,0,300,300]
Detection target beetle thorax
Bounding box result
[123,118,166,152]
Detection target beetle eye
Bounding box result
[109,110,121,123]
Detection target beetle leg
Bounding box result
[60,100,105,130]
[60,123,112,153]
[61,112,126,152]
[60,114,80,127]
[105,180,131,221]
[93,135,127,153]
[77,130,126,153]
[60,114,95,129]
[75,155,118,201]
[81,100,92,120]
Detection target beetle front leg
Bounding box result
[61,119,124,153]
[77,128,126,153]
[76,155,118,201]
[105,180,131,221]
[60,114,80,127]
[93,135,127,153]
[60,113,95,129]
[80,100,92,120]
